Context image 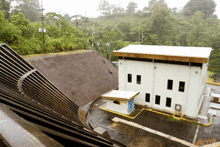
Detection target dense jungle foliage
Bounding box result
[0,0,219,73]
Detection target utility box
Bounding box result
[101,90,139,115]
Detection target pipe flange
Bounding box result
[17,69,37,95]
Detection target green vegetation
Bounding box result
[0,0,219,74]
[167,116,181,122]
[208,71,215,83]
[0,0,88,55]
[22,50,88,59]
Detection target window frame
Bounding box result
[145,93,150,102]
[137,75,141,84]
[179,81,185,92]
[167,79,173,90]
[166,97,172,107]
[128,73,132,83]
[155,95,160,105]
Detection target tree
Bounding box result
[148,0,165,11]
[103,30,117,42]
[46,24,61,38]
[0,0,10,19]
[13,0,41,22]
[111,4,124,15]
[187,11,208,46]
[126,2,137,14]
[205,17,220,48]
[149,1,174,45]
[0,23,22,44]
[11,12,34,38]
[98,0,111,16]
[0,3,22,44]
[117,22,131,41]
[183,0,216,19]
[63,14,71,21]
[209,48,220,72]
[0,1,5,25]
[129,25,140,42]
[11,12,29,27]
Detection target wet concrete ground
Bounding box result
[88,94,220,146]
[208,84,220,94]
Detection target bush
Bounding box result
[0,23,22,44]
[11,37,43,54]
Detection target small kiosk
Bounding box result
[100,90,139,115]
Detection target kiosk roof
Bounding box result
[101,90,139,101]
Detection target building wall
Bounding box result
[185,65,201,117]
[119,59,206,118]
[128,99,134,113]
[196,63,208,113]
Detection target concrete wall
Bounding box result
[106,99,129,114]
[119,59,207,118]
[196,63,208,113]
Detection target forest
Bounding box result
[0,0,219,74]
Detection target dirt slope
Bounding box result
[27,51,118,107]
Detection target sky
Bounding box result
[41,0,220,19]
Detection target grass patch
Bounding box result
[167,116,181,122]
[22,50,88,59]
[207,71,215,83]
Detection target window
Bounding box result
[179,81,185,92]
[128,74,132,83]
[145,93,150,102]
[155,95,160,105]
[166,98,172,107]
[113,100,120,105]
[137,75,141,84]
[167,79,173,90]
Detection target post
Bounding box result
[76,13,79,49]
[92,32,95,50]
[109,45,111,61]
[142,29,145,43]
[85,12,87,50]
[139,24,140,45]
[40,0,45,54]
[107,42,111,61]
[42,18,45,53]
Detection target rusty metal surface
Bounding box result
[0,43,81,124]
[0,81,114,147]
[0,43,119,147]
[0,103,63,147]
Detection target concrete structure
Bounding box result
[211,93,220,103]
[112,61,119,67]
[101,90,139,114]
[113,45,212,118]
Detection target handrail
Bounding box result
[207,82,220,86]
[100,106,214,127]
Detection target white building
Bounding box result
[113,45,212,118]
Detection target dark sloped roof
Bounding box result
[28,51,118,107]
